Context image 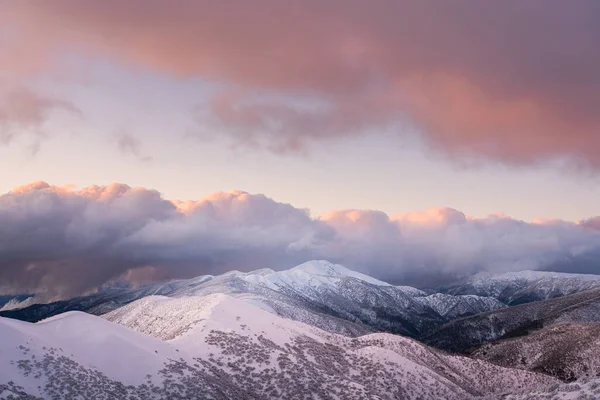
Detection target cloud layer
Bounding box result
[2,1,600,165]
[1,182,599,298]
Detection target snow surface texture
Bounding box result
[503,378,600,400]
[471,323,600,382]
[1,293,563,399]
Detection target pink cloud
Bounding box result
[0,87,81,144]
[393,207,467,228]
[2,1,600,163]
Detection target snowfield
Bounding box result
[0,311,177,399]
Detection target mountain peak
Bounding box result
[286,260,391,286]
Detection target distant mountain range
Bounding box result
[5,261,600,341]
[3,260,600,399]
[439,270,600,305]
[0,261,507,338]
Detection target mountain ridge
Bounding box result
[423,287,600,353]
[440,269,600,305]
[0,293,567,399]
[0,261,504,339]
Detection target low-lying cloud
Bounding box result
[1,182,599,299]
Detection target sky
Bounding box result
[1,1,600,299]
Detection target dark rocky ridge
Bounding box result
[423,288,600,353]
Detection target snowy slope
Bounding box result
[0,275,215,322]
[161,261,505,337]
[503,376,600,400]
[414,293,506,319]
[105,293,559,399]
[4,291,593,399]
[0,312,181,399]
[471,323,600,381]
[4,263,600,399]
[240,260,392,289]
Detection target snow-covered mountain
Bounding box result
[4,262,600,399]
[0,261,505,339]
[239,260,392,288]
[414,293,506,319]
[441,270,600,305]
[1,293,562,399]
[0,295,33,311]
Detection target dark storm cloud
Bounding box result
[1,183,599,298]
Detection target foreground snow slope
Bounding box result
[0,312,179,399]
[2,293,560,400]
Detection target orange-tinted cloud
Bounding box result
[2,1,600,163]
[393,207,467,228]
